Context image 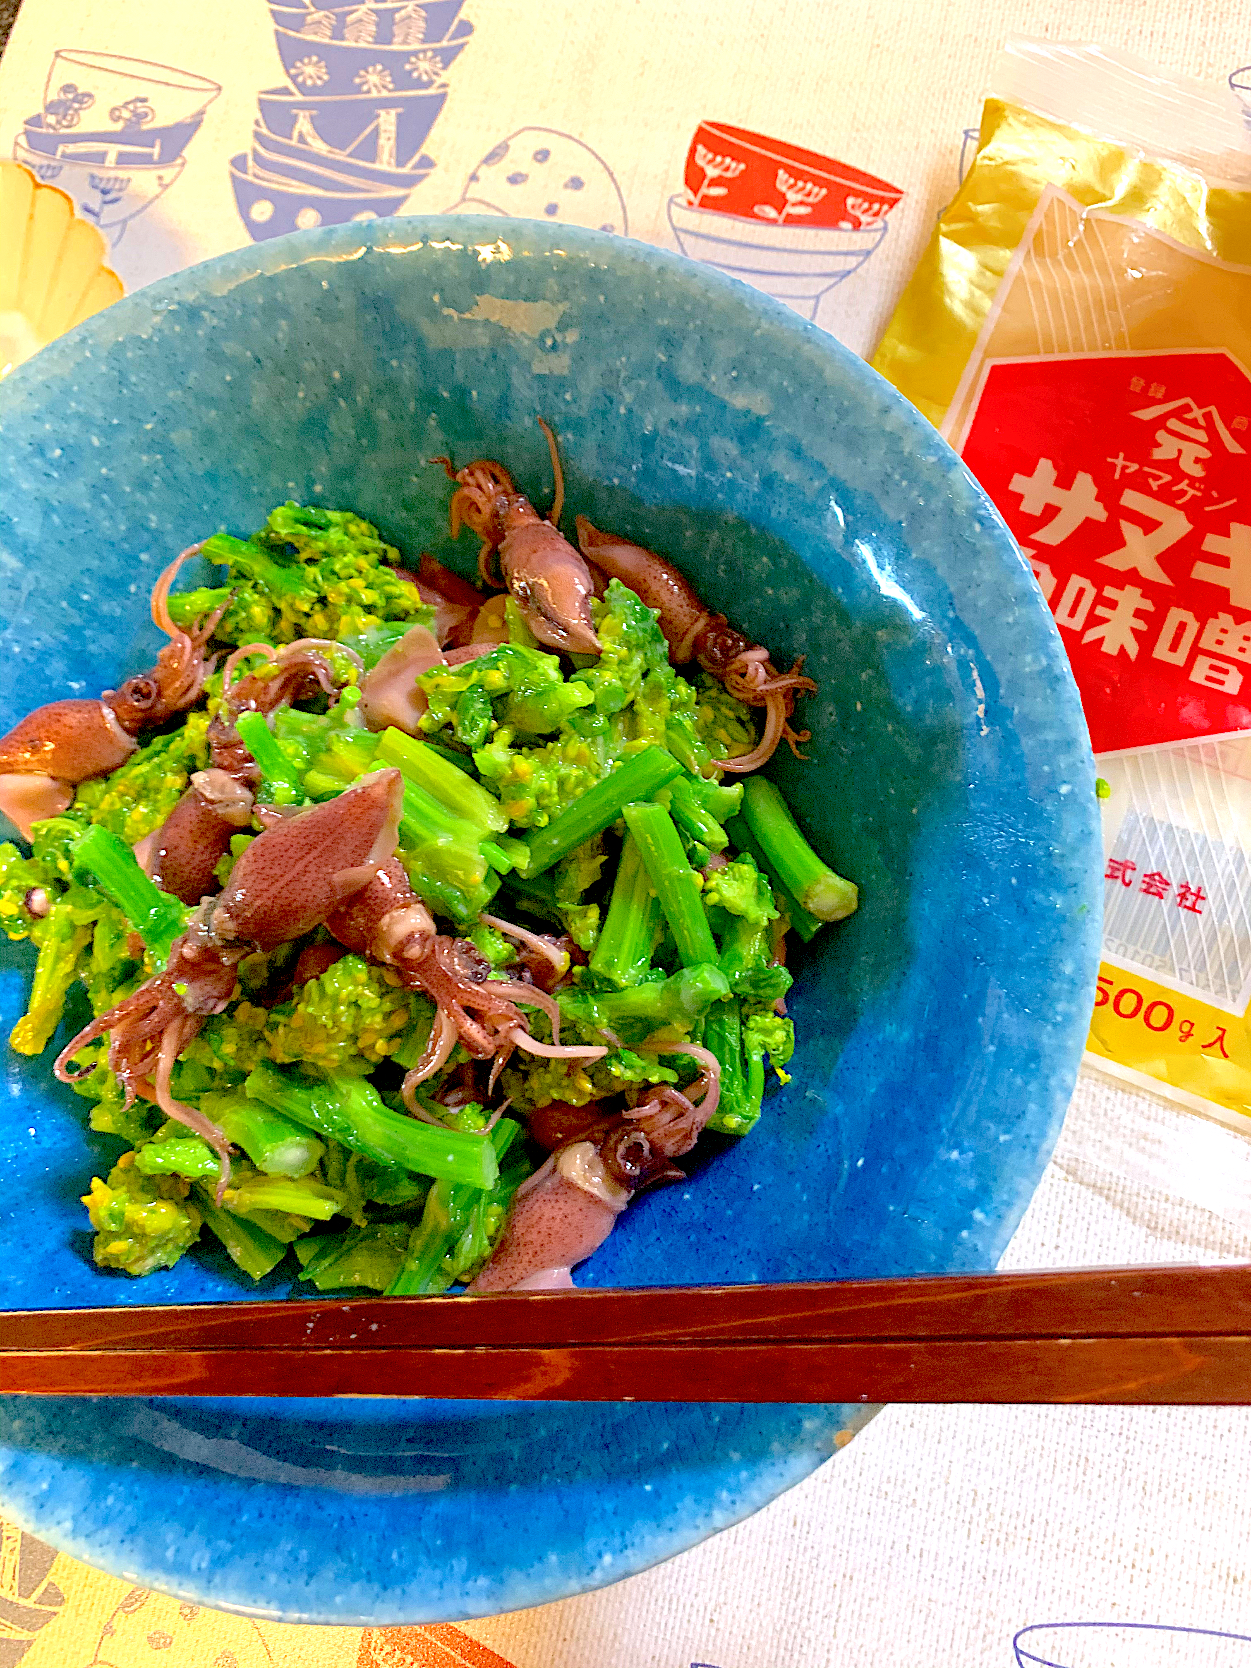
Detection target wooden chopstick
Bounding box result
[5,1264,1251,1401]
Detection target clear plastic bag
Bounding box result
[875,41,1251,1133]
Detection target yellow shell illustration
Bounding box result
[0,159,124,378]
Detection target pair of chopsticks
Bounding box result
[5,1263,1251,1401]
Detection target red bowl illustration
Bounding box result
[683,120,903,229]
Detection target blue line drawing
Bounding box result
[271,16,473,91]
[932,118,981,221]
[233,0,471,242]
[667,193,885,322]
[251,123,434,192]
[1014,1622,1251,1666]
[444,126,629,236]
[958,122,981,185]
[1231,65,1251,131]
[664,122,899,324]
[268,0,465,47]
[11,50,219,247]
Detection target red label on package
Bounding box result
[959,350,1251,754]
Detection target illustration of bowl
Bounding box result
[256,82,447,158]
[444,126,629,234]
[229,151,414,239]
[0,160,122,375]
[1015,1623,1251,1667]
[21,110,204,166]
[958,124,981,186]
[41,50,220,136]
[12,138,185,240]
[267,0,466,47]
[251,123,433,193]
[682,120,902,230]
[1232,67,1251,128]
[272,17,472,95]
[667,193,887,320]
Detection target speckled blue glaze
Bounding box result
[0,217,1099,1624]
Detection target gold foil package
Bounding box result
[875,41,1251,1129]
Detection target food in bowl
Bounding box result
[0,427,858,1295]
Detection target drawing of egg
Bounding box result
[444,125,628,235]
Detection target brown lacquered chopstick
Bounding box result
[5,1264,1251,1401]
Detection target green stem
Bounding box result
[384,1120,523,1295]
[622,802,718,968]
[234,710,305,804]
[385,767,504,925]
[588,833,661,989]
[212,1097,325,1177]
[743,1032,767,1128]
[663,716,711,777]
[481,835,530,875]
[378,727,508,835]
[194,1189,289,1281]
[702,999,753,1134]
[166,584,232,630]
[71,824,189,968]
[245,1061,500,1189]
[303,728,380,799]
[225,1174,344,1221]
[398,774,485,851]
[560,962,729,1034]
[7,901,93,1056]
[295,1224,410,1292]
[385,1180,471,1294]
[724,815,821,942]
[497,868,562,924]
[740,778,858,923]
[682,773,743,825]
[396,850,498,931]
[523,746,681,874]
[134,1137,221,1180]
[662,776,731,852]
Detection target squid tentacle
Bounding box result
[56,771,406,1194]
[574,517,816,770]
[325,861,600,1074]
[437,425,601,654]
[0,547,232,837]
[140,640,351,906]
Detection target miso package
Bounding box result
[875,41,1251,1128]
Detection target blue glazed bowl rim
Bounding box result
[0,215,1100,1624]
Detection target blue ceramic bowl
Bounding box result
[256,81,447,160]
[0,216,1099,1624]
[272,17,472,93]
